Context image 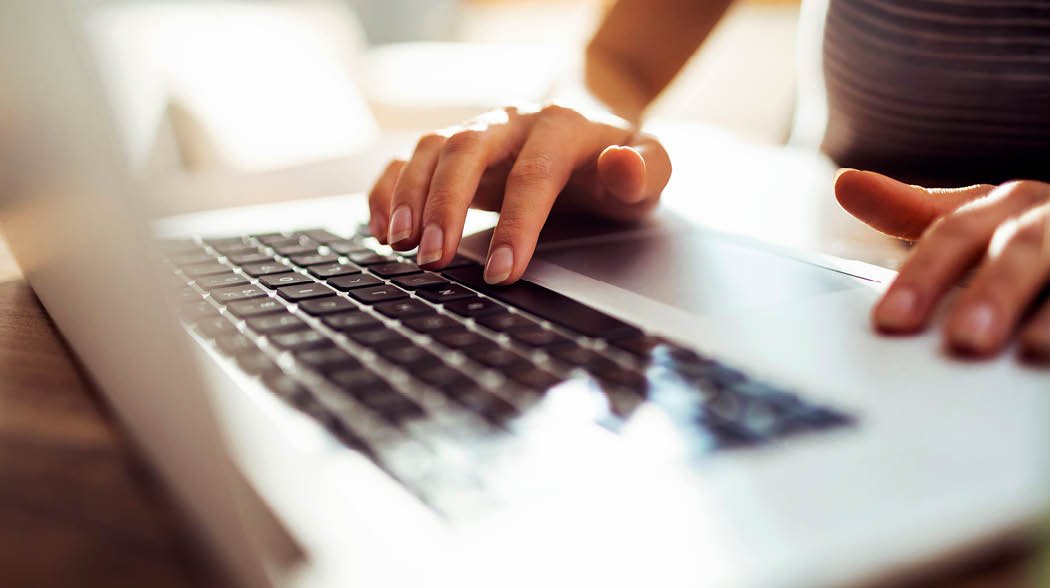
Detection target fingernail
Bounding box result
[484,245,513,284]
[876,287,917,330]
[388,205,412,244]
[417,224,443,266]
[953,302,997,352]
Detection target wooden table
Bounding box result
[0,228,1038,587]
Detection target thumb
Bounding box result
[834,169,995,240]
[597,136,671,205]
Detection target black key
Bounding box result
[182,262,230,278]
[611,335,667,358]
[417,365,474,391]
[255,233,291,245]
[272,240,319,256]
[276,282,335,302]
[432,328,490,350]
[446,387,517,422]
[259,272,313,289]
[299,296,357,316]
[241,262,290,277]
[309,263,360,279]
[402,314,461,334]
[355,389,424,423]
[475,311,538,332]
[171,252,215,266]
[269,330,332,352]
[369,261,421,278]
[444,297,502,318]
[346,328,409,349]
[596,366,649,393]
[245,314,307,335]
[347,285,408,304]
[506,367,563,391]
[378,344,442,369]
[299,229,342,243]
[196,272,249,291]
[210,285,268,304]
[444,266,642,339]
[415,284,474,304]
[322,311,382,332]
[327,239,369,255]
[327,274,383,291]
[290,253,340,267]
[226,297,286,318]
[236,352,281,376]
[374,299,432,319]
[195,316,237,339]
[227,252,272,265]
[466,346,532,370]
[508,328,573,349]
[328,367,385,392]
[262,374,308,403]
[391,273,449,290]
[213,242,260,256]
[550,346,620,374]
[296,347,361,373]
[348,251,397,266]
[216,333,258,356]
[444,255,479,269]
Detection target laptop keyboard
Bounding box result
[162,227,853,514]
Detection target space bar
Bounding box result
[442,266,641,340]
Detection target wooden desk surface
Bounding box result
[0,230,1037,588]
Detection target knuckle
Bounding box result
[442,130,484,155]
[424,187,458,210]
[926,212,980,243]
[414,132,446,153]
[1002,220,1044,251]
[995,179,1049,207]
[494,214,527,238]
[508,154,556,186]
[539,103,584,125]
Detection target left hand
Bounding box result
[834,169,1050,363]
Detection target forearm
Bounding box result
[584,0,737,124]
[581,49,653,125]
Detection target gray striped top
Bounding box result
[820,0,1050,185]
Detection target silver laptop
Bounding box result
[1,2,1047,587]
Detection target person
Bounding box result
[366,0,1050,363]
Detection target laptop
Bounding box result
[1,2,1046,587]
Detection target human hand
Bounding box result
[367,104,671,284]
[835,169,1050,362]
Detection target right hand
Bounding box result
[367,104,671,284]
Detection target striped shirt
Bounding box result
[820,0,1050,186]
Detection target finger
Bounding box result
[484,105,630,284]
[1020,292,1050,364]
[387,133,446,248]
[367,159,405,243]
[835,169,995,240]
[417,109,526,268]
[596,135,672,209]
[945,203,1050,356]
[873,181,1050,333]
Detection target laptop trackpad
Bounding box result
[534,229,861,316]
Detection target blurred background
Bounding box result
[79,0,801,213]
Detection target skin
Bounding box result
[367,0,1050,363]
